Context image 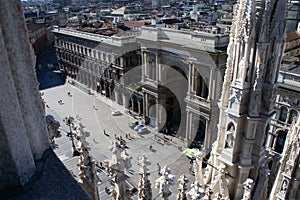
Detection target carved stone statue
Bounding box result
[76,126,100,200]
[176,175,188,200]
[46,115,61,143]
[105,142,133,200]
[155,166,176,200]
[225,124,235,148]
[193,151,205,185]
[242,178,254,200]
[137,156,152,200]
[280,180,288,194]
[187,181,205,200]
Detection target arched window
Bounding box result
[274,130,287,154]
[195,71,208,99]
[225,123,235,148]
[288,110,298,124]
[279,107,288,122]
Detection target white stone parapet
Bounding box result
[52,27,138,46]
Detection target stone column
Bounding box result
[144,93,148,117]
[191,66,195,93]
[156,98,159,128]
[0,0,49,189]
[155,52,159,82]
[208,69,213,101]
[120,56,124,67]
[188,63,192,95]
[138,100,141,115]
[131,96,135,111]
[122,93,129,108]
[115,90,119,104]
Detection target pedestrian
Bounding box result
[157,163,161,176]
[115,134,118,139]
[149,145,152,150]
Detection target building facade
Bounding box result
[267,65,300,199]
[202,0,291,199]
[54,26,229,150]
[137,27,229,150]
[53,28,143,113]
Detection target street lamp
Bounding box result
[64,116,80,157]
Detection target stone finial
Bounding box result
[137,156,152,200]
[77,128,100,200]
[106,142,133,200]
[187,181,205,200]
[176,174,188,200]
[155,166,176,200]
[193,151,205,185]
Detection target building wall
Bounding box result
[138,27,228,150]
[53,28,142,113]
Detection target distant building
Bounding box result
[284,30,300,57]
[26,22,48,54]
[53,0,72,7]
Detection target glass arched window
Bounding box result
[274,130,287,154]
[288,110,298,124]
[279,107,288,122]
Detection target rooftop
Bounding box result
[286,30,300,42]
[52,27,139,46]
[137,26,229,53]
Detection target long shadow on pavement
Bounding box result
[37,70,66,90]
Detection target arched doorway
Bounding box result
[159,87,181,134]
[190,120,206,149]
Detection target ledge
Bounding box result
[1,149,89,200]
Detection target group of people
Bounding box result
[57,100,64,105]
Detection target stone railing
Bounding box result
[188,93,211,108]
[53,27,137,45]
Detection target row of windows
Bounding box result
[59,52,105,75]
[58,40,139,68]
[58,40,115,63]
[278,106,298,124]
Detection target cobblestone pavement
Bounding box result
[43,82,196,200]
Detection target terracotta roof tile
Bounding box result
[286,31,300,42]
